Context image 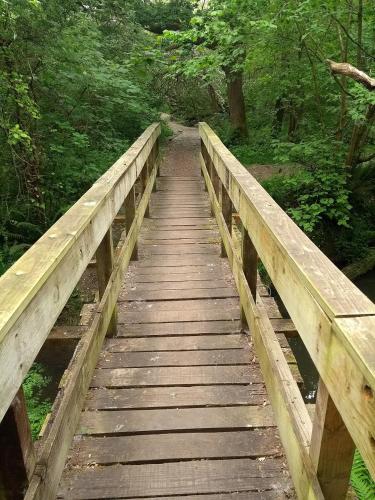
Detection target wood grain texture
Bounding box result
[78,406,275,435]
[84,385,268,410]
[0,123,161,422]
[201,152,322,498]
[200,121,375,478]
[90,365,263,387]
[58,459,292,499]
[70,429,281,465]
[97,349,250,368]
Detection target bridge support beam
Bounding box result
[310,379,355,499]
[241,228,258,327]
[0,388,35,500]
[124,186,138,261]
[96,227,118,337]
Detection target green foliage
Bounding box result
[351,450,375,500]
[23,363,52,440]
[262,167,352,253]
[0,0,166,272]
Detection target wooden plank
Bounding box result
[140,243,219,255]
[142,229,218,239]
[106,334,248,352]
[310,379,355,499]
[121,279,235,292]
[137,254,220,267]
[97,349,250,368]
[119,307,240,324]
[0,388,35,499]
[120,286,238,301]
[119,298,239,312]
[70,429,281,465]
[78,406,275,435]
[150,218,215,227]
[116,321,242,337]
[141,238,220,245]
[59,458,291,498]
[270,318,298,335]
[84,385,268,410]
[132,264,224,275]
[200,122,375,477]
[0,123,161,423]
[90,365,263,387]
[136,494,288,500]
[131,270,224,283]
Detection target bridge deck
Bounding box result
[58,129,294,498]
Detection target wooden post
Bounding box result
[310,379,355,499]
[155,137,160,177]
[0,388,35,500]
[141,161,150,218]
[241,226,258,326]
[221,183,232,257]
[201,140,208,191]
[96,227,117,337]
[150,146,157,192]
[124,185,138,261]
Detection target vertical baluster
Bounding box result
[241,227,258,326]
[221,183,232,257]
[96,227,117,337]
[155,137,160,178]
[310,379,355,499]
[124,185,138,261]
[151,145,157,192]
[140,159,150,218]
[0,388,35,499]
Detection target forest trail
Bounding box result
[57,124,295,498]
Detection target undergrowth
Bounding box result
[23,363,52,440]
[351,451,375,499]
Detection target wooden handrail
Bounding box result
[0,123,161,424]
[199,122,375,496]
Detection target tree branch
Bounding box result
[326,60,375,91]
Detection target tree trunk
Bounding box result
[225,70,248,139]
[346,104,375,168]
[207,84,223,114]
[272,97,285,137]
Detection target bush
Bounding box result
[262,168,351,235]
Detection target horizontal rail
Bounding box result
[199,123,375,484]
[200,153,323,499]
[25,152,160,500]
[0,123,161,423]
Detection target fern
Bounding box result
[23,363,52,440]
[351,450,375,500]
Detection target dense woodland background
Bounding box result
[0,0,374,496]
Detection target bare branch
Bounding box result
[326,60,375,91]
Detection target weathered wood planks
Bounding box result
[200,122,375,480]
[0,123,161,423]
[58,159,293,498]
[59,459,293,499]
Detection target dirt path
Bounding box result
[160,120,201,177]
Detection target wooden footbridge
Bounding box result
[0,123,374,499]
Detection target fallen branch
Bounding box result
[326,60,375,91]
[342,248,375,281]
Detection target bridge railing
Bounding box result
[199,122,375,500]
[0,123,161,499]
